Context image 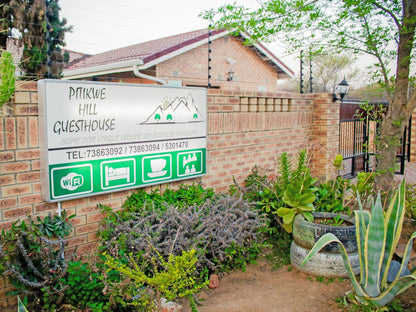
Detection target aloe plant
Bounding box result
[18,296,28,312]
[276,169,317,233]
[301,183,416,307]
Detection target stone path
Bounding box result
[399,161,416,184]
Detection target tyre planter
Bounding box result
[291,212,360,277]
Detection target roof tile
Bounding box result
[65,29,224,70]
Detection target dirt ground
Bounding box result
[190,259,350,312]
[183,218,416,312]
[180,257,416,312]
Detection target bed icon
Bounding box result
[104,166,130,186]
[100,159,136,190]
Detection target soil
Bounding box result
[179,257,416,312]
[186,259,351,312]
[179,217,416,312]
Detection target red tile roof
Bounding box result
[65,29,226,71]
[64,28,294,78]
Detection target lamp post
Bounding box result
[332,78,349,102]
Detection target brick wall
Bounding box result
[94,36,283,92]
[0,82,337,306]
[158,36,280,92]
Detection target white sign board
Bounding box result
[38,80,207,202]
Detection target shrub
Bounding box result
[100,193,265,273]
[59,260,109,311]
[314,177,351,214]
[104,249,207,311]
[0,211,74,311]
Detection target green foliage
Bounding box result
[58,261,108,311]
[350,172,375,209]
[123,183,214,214]
[236,150,318,234]
[205,0,416,192]
[0,212,74,310]
[276,168,317,233]
[301,183,416,307]
[264,230,292,270]
[100,192,265,274]
[34,210,75,238]
[405,183,416,219]
[0,51,15,107]
[20,0,72,78]
[337,295,408,312]
[104,249,208,310]
[17,296,28,312]
[314,177,351,214]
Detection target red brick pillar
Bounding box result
[310,93,340,180]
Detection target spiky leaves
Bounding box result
[301,183,416,307]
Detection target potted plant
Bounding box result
[301,183,416,307]
[290,167,359,277]
[291,212,359,277]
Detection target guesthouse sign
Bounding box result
[38,80,207,202]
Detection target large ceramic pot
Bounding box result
[290,212,360,277]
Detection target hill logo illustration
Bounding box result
[141,94,204,124]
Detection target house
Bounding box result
[63,29,294,92]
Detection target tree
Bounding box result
[203,0,416,192]
[0,0,71,78]
[280,53,361,92]
[310,53,360,93]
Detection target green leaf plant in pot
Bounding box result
[276,169,317,233]
[301,182,416,307]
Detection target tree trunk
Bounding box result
[374,0,416,193]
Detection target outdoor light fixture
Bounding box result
[227,70,234,81]
[332,78,349,102]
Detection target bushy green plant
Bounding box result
[301,183,416,307]
[100,193,265,274]
[235,150,317,234]
[276,169,317,233]
[0,212,74,310]
[59,261,108,311]
[123,183,214,214]
[104,249,208,311]
[315,177,351,214]
[350,172,375,209]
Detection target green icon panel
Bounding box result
[142,154,172,183]
[51,164,93,199]
[177,151,203,176]
[48,148,206,201]
[101,158,136,189]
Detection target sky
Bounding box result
[58,0,300,73]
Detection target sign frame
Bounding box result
[38,79,207,202]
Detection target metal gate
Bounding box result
[339,119,367,178]
[339,117,411,177]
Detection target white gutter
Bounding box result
[63,58,145,79]
[133,65,167,85]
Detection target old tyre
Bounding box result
[292,212,357,253]
[290,241,360,278]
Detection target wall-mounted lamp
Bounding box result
[332,78,349,102]
[227,70,234,81]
